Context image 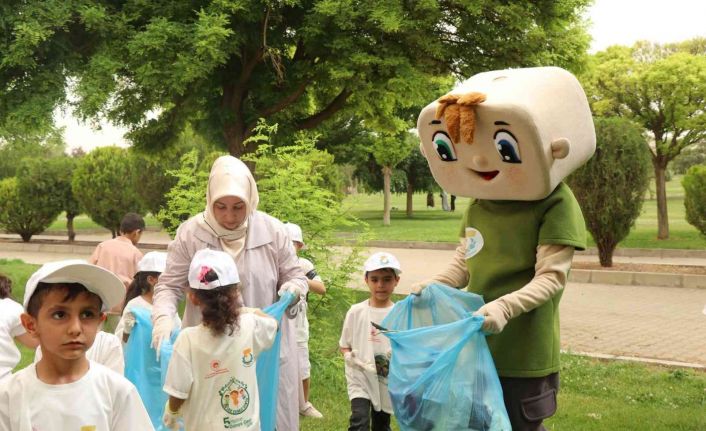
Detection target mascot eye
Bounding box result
[493,130,521,163]
[432,131,457,162]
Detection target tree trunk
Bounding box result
[597,239,614,267]
[406,182,414,217]
[653,162,670,240]
[66,213,76,242]
[20,232,32,242]
[382,166,392,226]
[426,192,434,208]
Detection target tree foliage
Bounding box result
[682,165,706,237]
[567,117,651,266]
[0,0,591,157]
[72,146,145,236]
[17,157,81,241]
[0,128,65,179]
[0,177,61,242]
[581,39,706,239]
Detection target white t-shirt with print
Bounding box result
[34,331,124,375]
[0,361,153,431]
[163,312,278,431]
[0,298,25,381]
[114,296,182,344]
[339,300,394,414]
[294,257,322,345]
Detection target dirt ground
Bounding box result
[572,261,706,275]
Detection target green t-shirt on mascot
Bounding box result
[415,67,596,430]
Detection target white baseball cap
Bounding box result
[137,251,167,273]
[284,222,304,245]
[188,248,240,290]
[364,252,402,275]
[24,260,124,312]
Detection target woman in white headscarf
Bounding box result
[151,155,307,430]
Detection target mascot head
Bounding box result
[417,67,595,201]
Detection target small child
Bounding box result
[115,251,181,344]
[0,274,39,381]
[284,222,326,419]
[162,248,278,431]
[339,252,401,431]
[0,259,153,430]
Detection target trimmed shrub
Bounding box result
[72,147,145,236]
[0,177,61,242]
[682,164,706,236]
[568,117,651,266]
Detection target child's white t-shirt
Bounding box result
[294,257,322,345]
[34,331,124,375]
[0,298,25,380]
[0,361,153,431]
[163,312,277,431]
[339,300,394,414]
[114,296,182,344]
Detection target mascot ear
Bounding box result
[550,138,570,160]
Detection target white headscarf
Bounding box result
[197,156,259,258]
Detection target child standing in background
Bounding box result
[89,212,145,290]
[284,222,326,419]
[340,252,401,431]
[115,251,181,344]
[0,274,38,381]
[162,248,278,431]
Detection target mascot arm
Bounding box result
[412,238,470,293]
[475,244,574,333]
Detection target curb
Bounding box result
[568,269,706,289]
[563,350,705,370]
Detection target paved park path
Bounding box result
[1,232,705,368]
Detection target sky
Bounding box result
[57,0,706,152]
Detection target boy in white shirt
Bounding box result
[284,222,326,419]
[0,274,38,381]
[0,259,153,431]
[162,248,278,431]
[339,252,401,431]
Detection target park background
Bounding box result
[1,0,706,429]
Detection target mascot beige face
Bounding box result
[417,67,596,201]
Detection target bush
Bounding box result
[72,147,145,236]
[682,164,706,236]
[0,177,61,242]
[17,157,81,241]
[568,117,651,266]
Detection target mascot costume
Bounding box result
[413,67,596,430]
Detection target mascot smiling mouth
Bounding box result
[473,170,499,181]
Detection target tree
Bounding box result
[0,177,61,242]
[398,132,438,217]
[582,40,706,239]
[567,117,651,266]
[17,157,82,241]
[0,1,591,157]
[72,146,145,236]
[0,128,65,179]
[371,132,413,225]
[682,165,706,237]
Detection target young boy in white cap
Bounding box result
[339,251,401,431]
[162,248,278,431]
[284,222,326,419]
[0,259,153,430]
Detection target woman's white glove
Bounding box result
[472,301,509,334]
[162,400,182,430]
[122,311,136,335]
[151,314,175,361]
[343,350,377,373]
[278,281,302,298]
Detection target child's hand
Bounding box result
[123,312,136,334]
[163,400,182,430]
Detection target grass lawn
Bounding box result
[339,175,705,249]
[3,259,705,430]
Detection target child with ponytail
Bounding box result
[162,248,278,431]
